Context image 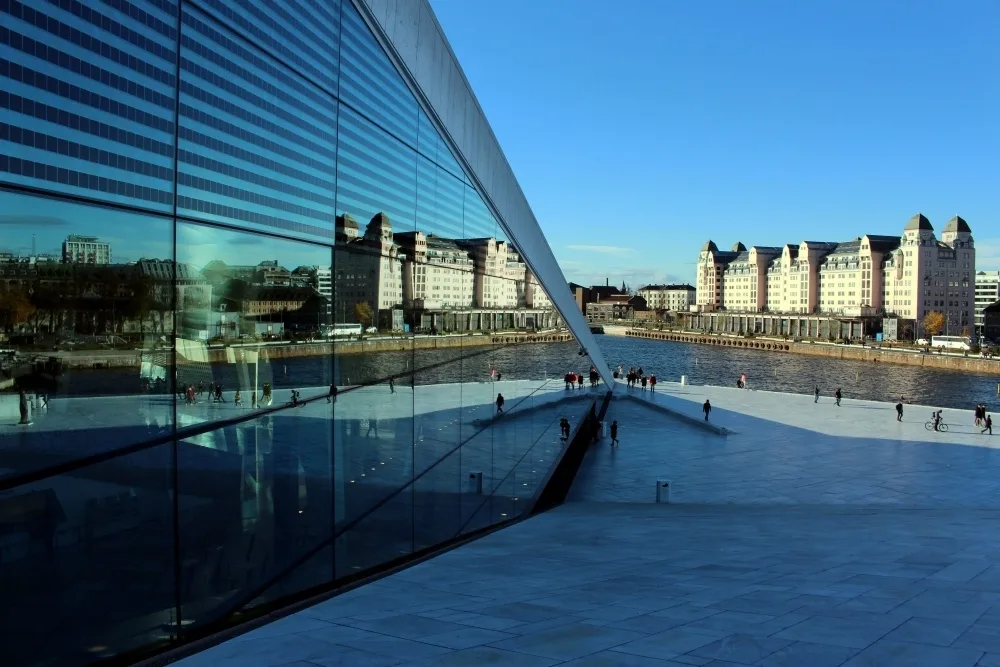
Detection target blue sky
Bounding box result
[430,0,1000,288]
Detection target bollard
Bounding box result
[468,471,483,495]
[681,375,687,386]
[656,480,671,503]
[601,421,608,438]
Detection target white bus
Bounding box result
[930,335,972,351]
[322,323,362,337]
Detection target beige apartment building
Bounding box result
[721,246,781,312]
[764,241,838,313]
[696,241,744,309]
[636,284,696,311]
[696,214,976,334]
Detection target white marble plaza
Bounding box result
[168,381,1000,666]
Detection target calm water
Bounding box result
[596,335,1000,411]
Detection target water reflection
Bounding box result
[600,335,1000,410]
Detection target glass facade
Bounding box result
[0,1,605,665]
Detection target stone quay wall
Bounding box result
[625,329,1000,375]
[46,331,577,369]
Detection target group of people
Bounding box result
[812,386,844,406]
[564,366,601,390]
[619,366,656,391]
[975,404,993,434]
[182,381,272,407]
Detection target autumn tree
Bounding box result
[354,302,374,328]
[922,311,946,337]
[0,283,36,333]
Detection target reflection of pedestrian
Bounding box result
[983,415,993,435]
[703,399,711,421]
[814,386,820,403]
[366,416,379,438]
[610,420,619,446]
[327,384,338,403]
[496,393,505,414]
[560,417,570,440]
[388,377,395,394]
[835,388,842,406]
[18,390,31,425]
[896,401,903,421]
[234,390,242,406]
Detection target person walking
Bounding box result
[835,388,842,406]
[896,400,904,422]
[577,373,584,390]
[640,375,648,391]
[389,376,395,394]
[496,393,505,414]
[975,404,984,427]
[649,374,657,392]
[703,399,712,421]
[610,420,619,446]
[983,414,993,435]
[327,383,338,404]
[814,386,820,403]
[559,417,570,440]
[234,389,242,406]
[740,373,748,390]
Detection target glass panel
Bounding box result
[339,0,417,146]
[193,0,341,96]
[177,5,338,241]
[334,487,413,578]
[177,403,334,629]
[412,362,462,550]
[0,444,176,666]
[0,190,174,482]
[0,0,178,210]
[174,222,333,431]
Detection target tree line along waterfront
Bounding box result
[597,335,1000,412]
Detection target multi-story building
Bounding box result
[395,231,475,309]
[975,271,1000,332]
[721,246,781,312]
[636,284,696,311]
[816,235,900,316]
[586,294,648,322]
[883,215,975,332]
[696,241,745,310]
[697,215,975,332]
[62,235,111,265]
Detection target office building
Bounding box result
[636,284,696,311]
[0,1,609,664]
[975,271,1000,333]
[61,235,112,265]
[696,214,976,334]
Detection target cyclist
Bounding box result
[932,410,943,431]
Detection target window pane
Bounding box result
[0,189,174,482]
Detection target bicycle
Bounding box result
[924,421,949,432]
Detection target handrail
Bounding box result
[0,342,512,492]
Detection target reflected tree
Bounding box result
[0,283,35,334]
[354,301,373,327]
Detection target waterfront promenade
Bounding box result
[173,381,1000,666]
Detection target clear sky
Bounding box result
[430,0,1000,288]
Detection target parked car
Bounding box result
[915,338,929,345]
[365,326,378,334]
